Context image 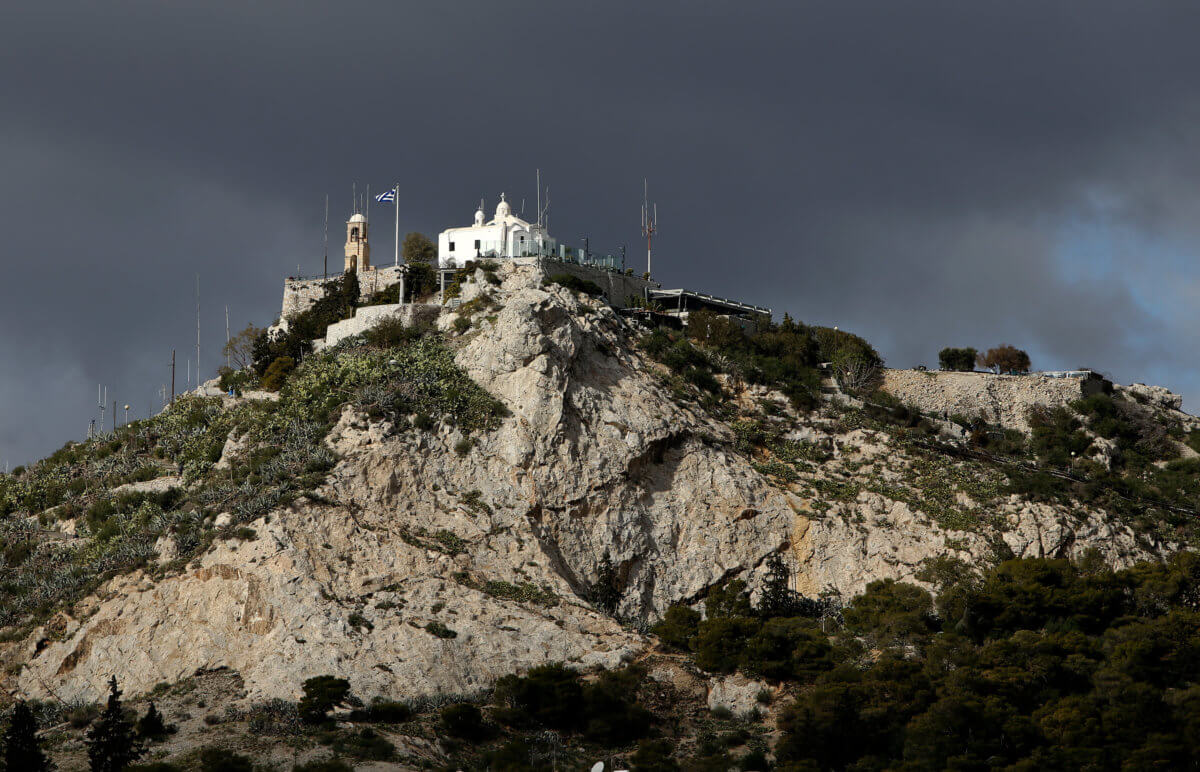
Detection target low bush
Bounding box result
[332,728,395,761]
[938,347,977,371]
[298,676,351,725]
[439,703,492,742]
[292,761,353,772]
[544,273,604,297]
[260,356,296,391]
[354,699,412,724]
[198,747,254,772]
[491,663,653,744]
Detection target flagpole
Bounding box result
[393,182,400,268]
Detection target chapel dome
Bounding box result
[495,194,511,218]
[348,213,367,223]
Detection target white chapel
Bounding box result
[437,194,557,268]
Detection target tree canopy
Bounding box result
[978,343,1031,373]
[401,232,437,265]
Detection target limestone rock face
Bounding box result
[14,262,1184,704]
[19,263,794,703]
[794,493,1164,599]
[1123,383,1185,412]
[707,673,768,718]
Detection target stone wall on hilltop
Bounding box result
[882,369,1095,432]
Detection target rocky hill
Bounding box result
[1,260,1197,769]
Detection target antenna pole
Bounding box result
[225,305,230,368]
[394,181,400,267]
[195,274,201,389]
[323,194,329,280]
[171,350,175,405]
[641,179,657,277]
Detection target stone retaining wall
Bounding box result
[313,303,441,351]
[280,266,404,321]
[528,257,659,308]
[882,369,1097,432]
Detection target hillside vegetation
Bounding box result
[1,260,1200,769]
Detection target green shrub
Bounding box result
[362,316,425,347]
[292,761,353,772]
[544,273,604,297]
[349,699,411,724]
[493,664,584,729]
[632,738,681,772]
[298,676,351,725]
[938,347,977,371]
[439,703,492,741]
[581,667,654,745]
[217,366,256,395]
[843,579,939,646]
[452,316,471,334]
[651,605,700,651]
[198,747,254,772]
[741,617,834,682]
[332,728,394,761]
[135,702,170,740]
[693,617,762,673]
[260,356,296,391]
[425,621,457,639]
[491,663,652,745]
[485,739,534,770]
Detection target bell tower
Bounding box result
[344,212,370,273]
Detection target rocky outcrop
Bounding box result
[793,493,1165,599]
[19,263,795,703]
[14,262,1187,704]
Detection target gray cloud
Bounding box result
[3,1,1200,462]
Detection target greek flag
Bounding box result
[375,188,396,203]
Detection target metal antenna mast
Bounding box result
[323,194,329,280]
[641,179,657,277]
[195,274,201,390]
[225,305,230,368]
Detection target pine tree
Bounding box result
[589,551,621,615]
[135,701,168,741]
[758,552,798,618]
[86,677,144,772]
[4,701,50,772]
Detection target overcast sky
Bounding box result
[3,1,1200,465]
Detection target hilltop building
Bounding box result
[438,194,556,268]
[276,187,770,336]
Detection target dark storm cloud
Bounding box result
[2,0,1200,463]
